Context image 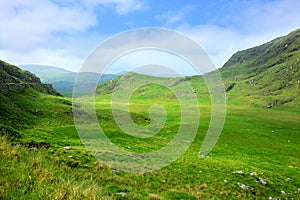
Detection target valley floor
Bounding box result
[1,90,300,199]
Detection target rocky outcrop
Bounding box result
[0,59,60,95]
[226,83,235,92]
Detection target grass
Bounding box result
[1,77,299,199]
[218,28,300,112]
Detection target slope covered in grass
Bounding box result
[1,79,299,199]
[220,29,300,108]
[1,29,300,199]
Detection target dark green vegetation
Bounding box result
[19,65,117,96]
[1,29,300,199]
[0,60,60,95]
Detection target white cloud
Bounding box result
[176,0,300,68]
[232,0,300,35]
[0,0,98,52]
[83,0,148,15]
[1,0,299,73]
[177,24,242,68]
[78,28,216,75]
[0,0,146,71]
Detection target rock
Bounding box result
[116,192,127,197]
[250,172,257,176]
[233,170,244,174]
[226,83,235,92]
[237,182,248,189]
[30,147,38,151]
[258,177,267,185]
[64,146,75,150]
[140,87,147,92]
[237,182,255,194]
[20,141,50,149]
[168,77,191,87]
[199,154,205,158]
[281,190,286,196]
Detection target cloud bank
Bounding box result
[0,0,299,72]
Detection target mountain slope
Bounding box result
[221,29,300,79]
[0,60,63,129]
[0,60,60,95]
[220,29,300,108]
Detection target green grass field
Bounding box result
[1,75,299,199]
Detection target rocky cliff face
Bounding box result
[0,60,60,95]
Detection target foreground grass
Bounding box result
[0,137,106,199]
[1,87,300,199]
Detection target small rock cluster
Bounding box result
[232,170,297,198]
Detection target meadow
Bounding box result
[1,72,299,199]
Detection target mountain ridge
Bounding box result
[0,60,60,95]
[218,28,300,108]
[95,29,300,109]
[221,28,300,79]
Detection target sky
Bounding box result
[0,0,300,74]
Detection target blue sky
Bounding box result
[1,0,300,73]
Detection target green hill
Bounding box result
[0,60,62,130]
[19,65,117,96]
[96,29,300,109]
[220,29,300,108]
[0,29,300,199]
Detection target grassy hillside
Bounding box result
[1,72,299,199]
[1,29,300,199]
[19,65,117,96]
[220,29,300,108]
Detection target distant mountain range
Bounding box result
[14,28,300,107]
[19,65,117,96]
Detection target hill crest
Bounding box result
[0,60,60,95]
